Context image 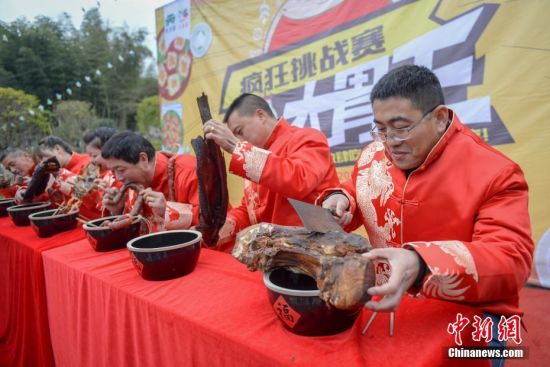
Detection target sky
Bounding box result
[1,0,170,58]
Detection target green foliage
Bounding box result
[136,95,162,149]
[52,100,109,150]
[0,8,156,135]
[136,96,160,133]
[0,87,51,150]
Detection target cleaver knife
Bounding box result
[288,198,343,233]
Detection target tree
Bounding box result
[0,17,81,103]
[52,100,108,150]
[0,87,51,150]
[0,8,155,132]
[75,9,153,130]
[136,95,161,149]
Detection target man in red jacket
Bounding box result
[204,93,339,251]
[101,131,199,231]
[34,135,90,175]
[320,65,533,353]
[1,147,38,199]
[1,147,35,177]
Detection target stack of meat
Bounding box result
[233,223,376,310]
[191,93,229,247]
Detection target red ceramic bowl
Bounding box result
[7,201,51,226]
[127,230,202,281]
[0,198,16,217]
[83,215,145,252]
[29,208,79,238]
[264,268,361,336]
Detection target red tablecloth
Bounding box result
[0,217,86,367]
[42,239,488,367]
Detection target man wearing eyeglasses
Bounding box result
[320,65,533,351]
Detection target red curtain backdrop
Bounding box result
[42,240,487,367]
[0,217,85,367]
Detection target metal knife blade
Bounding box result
[288,198,343,233]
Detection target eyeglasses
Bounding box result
[370,105,439,143]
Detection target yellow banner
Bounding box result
[157,0,550,286]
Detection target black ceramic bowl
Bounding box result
[7,201,51,226]
[264,268,361,336]
[29,209,79,238]
[0,198,16,217]
[83,215,145,252]
[127,230,202,281]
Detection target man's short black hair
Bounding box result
[101,131,155,164]
[223,93,275,123]
[370,65,445,113]
[36,135,73,154]
[83,127,117,149]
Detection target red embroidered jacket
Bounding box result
[123,152,200,231]
[64,152,90,175]
[319,112,533,316]
[220,118,339,250]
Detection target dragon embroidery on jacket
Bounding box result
[356,143,400,247]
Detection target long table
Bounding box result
[0,217,85,367]
[42,238,488,367]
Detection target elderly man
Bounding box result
[320,65,533,357]
[1,147,35,178]
[34,135,90,175]
[1,147,38,199]
[2,145,100,212]
[203,93,339,251]
[101,131,199,231]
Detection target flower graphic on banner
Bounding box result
[161,105,184,153]
[157,29,193,100]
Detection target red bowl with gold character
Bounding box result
[264,267,361,336]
